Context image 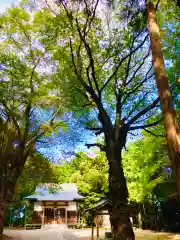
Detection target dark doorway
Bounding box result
[55,208,65,224]
[44,208,66,224]
[44,208,54,224]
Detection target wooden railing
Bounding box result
[25,224,42,230]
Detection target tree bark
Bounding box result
[0,200,8,240]
[106,144,135,240]
[0,152,28,239]
[0,178,16,239]
[146,1,180,196]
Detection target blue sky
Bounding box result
[0,0,15,12]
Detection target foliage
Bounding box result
[71,153,108,207]
[55,152,108,208]
[56,132,170,206]
[14,152,56,200]
[54,153,83,183]
[27,0,160,138]
[0,6,67,138]
[123,133,167,202]
[158,1,180,107]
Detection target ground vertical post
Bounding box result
[91,212,95,240]
[24,206,26,228]
[96,215,99,239]
[65,207,67,225]
[42,206,45,226]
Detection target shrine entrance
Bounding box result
[44,208,66,224]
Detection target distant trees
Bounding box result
[14,153,56,201]
[55,152,108,208]
[70,152,108,208]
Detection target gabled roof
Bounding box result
[85,199,112,212]
[25,183,84,201]
[35,183,78,194]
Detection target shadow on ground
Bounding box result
[3,235,14,240]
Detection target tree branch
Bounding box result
[85,143,105,151]
[23,51,46,143]
[66,6,113,135]
[125,92,149,120]
[155,0,161,11]
[100,33,149,92]
[126,47,151,86]
[127,97,160,125]
[83,0,99,36]
[86,127,103,135]
[45,0,57,16]
[124,34,136,83]
[129,119,162,130]
[75,18,100,96]
[69,38,90,93]
[143,128,164,137]
[122,65,153,105]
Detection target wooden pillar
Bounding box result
[97,224,99,239]
[76,201,79,223]
[91,212,95,240]
[24,206,26,227]
[54,208,55,223]
[65,207,67,225]
[96,215,100,239]
[42,206,45,226]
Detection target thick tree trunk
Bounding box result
[0,179,15,239]
[0,201,8,240]
[146,1,180,195]
[0,152,27,239]
[174,154,180,197]
[106,146,135,240]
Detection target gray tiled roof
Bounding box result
[35,183,78,195]
[25,183,84,201]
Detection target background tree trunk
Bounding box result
[0,200,8,240]
[146,1,180,195]
[106,144,135,240]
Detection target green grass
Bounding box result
[135,231,180,240]
[101,231,180,240]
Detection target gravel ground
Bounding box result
[3,229,65,240]
[3,228,180,240]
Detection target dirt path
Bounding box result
[3,229,64,240]
[3,228,180,240]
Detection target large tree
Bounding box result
[0,6,66,237]
[118,0,180,196]
[146,0,180,196]
[32,0,163,238]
